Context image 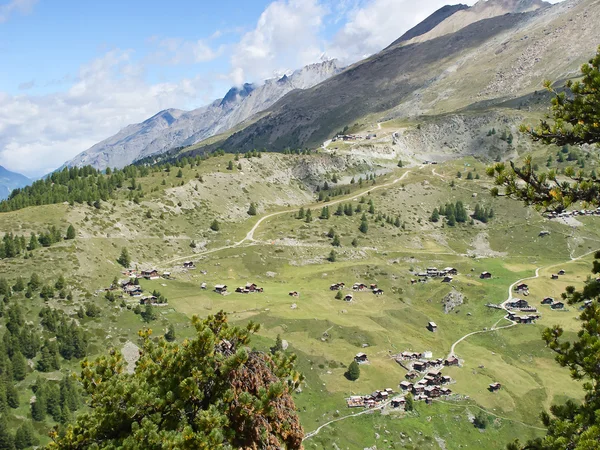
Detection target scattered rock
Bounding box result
[442,288,465,314]
[281,339,289,350]
[121,341,141,374]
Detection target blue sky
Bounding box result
[0,0,563,177]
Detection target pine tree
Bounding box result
[66,224,76,240]
[335,290,343,300]
[332,235,341,247]
[176,169,183,178]
[404,393,414,411]
[467,171,474,180]
[345,360,360,381]
[335,204,343,216]
[296,207,305,219]
[327,228,335,238]
[271,334,284,354]
[0,414,14,450]
[165,324,176,342]
[304,209,312,223]
[351,237,358,247]
[320,206,329,219]
[247,203,257,216]
[210,220,220,232]
[227,161,234,170]
[117,248,130,268]
[6,380,19,409]
[446,213,456,227]
[141,304,157,323]
[14,422,37,450]
[55,275,66,290]
[397,160,403,168]
[28,273,41,291]
[359,218,368,234]
[11,352,26,381]
[327,250,336,262]
[12,277,24,292]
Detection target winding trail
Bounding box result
[303,401,390,440]
[448,247,600,359]
[165,168,415,265]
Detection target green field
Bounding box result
[0,153,597,448]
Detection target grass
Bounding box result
[0,153,597,448]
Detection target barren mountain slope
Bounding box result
[64,60,341,171]
[212,0,597,154]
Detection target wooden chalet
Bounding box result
[330,282,344,291]
[200,282,207,290]
[551,274,559,279]
[354,352,369,363]
[391,397,406,408]
[141,269,160,280]
[413,361,428,372]
[245,282,263,293]
[214,284,228,294]
[541,297,554,305]
[443,267,458,275]
[183,261,196,269]
[400,351,422,360]
[424,386,441,398]
[370,284,378,290]
[507,299,529,309]
[480,271,492,279]
[558,269,566,275]
[444,356,459,366]
[489,382,502,392]
[427,321,437,332]
[140,295,157,305]
[551,302,565,310]
[373,288,384,295]
[289,291,299,297]
[515,283,529,292]
[124,285,143,296]
[344,294,353,302]
[353,283,367,291]
[162,272,171,279]
[442,276,453,283]
[235,287,250,294]
[399,381,413,391]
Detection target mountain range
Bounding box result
[0,165,30,200]
[63,60,342,171]
[62,0,599,170]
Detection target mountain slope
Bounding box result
[0,165,30,200]
[390,3,470,45]
[64,60,342,171]
[209,0,597,154]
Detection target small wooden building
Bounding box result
[427,321,437,332]
[489,382,502,392]
[214,284,228,294]
[480,271,492,279]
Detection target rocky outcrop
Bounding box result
[442,289,464,314]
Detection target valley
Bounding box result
[1,147,598,448]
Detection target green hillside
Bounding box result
[1,146,598,448]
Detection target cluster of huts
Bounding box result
[541,297,565,310]
[546,208,600,219]
[506,298,537,312]
[411,267,458,284]
[394,351,458,375]
[115,279,166,306]
[330,282,384,301]
[507,311,540,324]
[551,269,566,280]
[235,282,264,294]
[399,369,453,403]
[346,388,395,408]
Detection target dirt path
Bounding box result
[165,169,415,266]
[448,247,599,359]
[303,401,390,441]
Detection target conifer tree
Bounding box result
[164,324,176,342]
[0,414,14,450]
[47,312,304,449]
[117,248,130,268]
[247,203,257,216]
[359,218,368,234]
[14,422,37,450]
[327,250,336,262]
[66,224,76,240]
[210,219,220,232]
[332,235,341,247]
[345,360,360,381]
[335,290,343,300]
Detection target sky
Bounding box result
[0,0,563,177]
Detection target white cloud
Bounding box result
[229,0,327,85]
[327,0,473,63]
[0,0,37,23]
[148,38,222,65]
[0,49,215,177]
